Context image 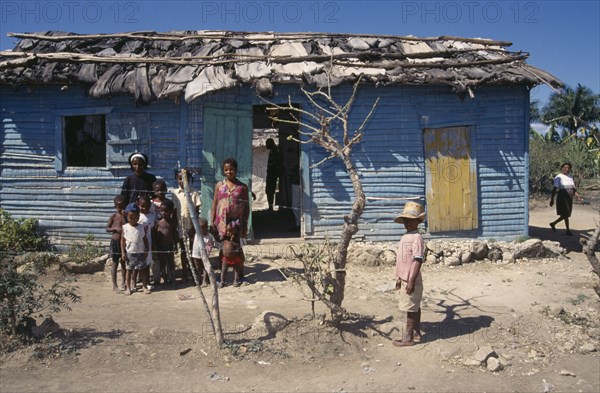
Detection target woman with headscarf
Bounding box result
[120,152,157,206]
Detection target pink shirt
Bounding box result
[395,231,424,281]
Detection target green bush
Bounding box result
[0,210,79,337]
[0,209,46,254]
[529,137,598,194]
[0,254,80,337]
[67,234,104,264]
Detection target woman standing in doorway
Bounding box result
[549,162,583,236]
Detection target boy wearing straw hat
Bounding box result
[393,201,426,347]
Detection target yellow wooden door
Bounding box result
[424,127,478,232]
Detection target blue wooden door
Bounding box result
[201,104,253,237]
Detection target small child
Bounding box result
[105,194,127,293]
[137,195,158,288]
[121,203,150,295]
[155,199,178,287]
[218,220,245,288]
[152,179,168,212]
[172,169,201,284]
[393,201,426,347]
[192,217,214,287]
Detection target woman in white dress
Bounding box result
[549,162,583,236]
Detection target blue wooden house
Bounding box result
[0,31,562,246]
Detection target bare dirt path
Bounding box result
[1,204,599,393]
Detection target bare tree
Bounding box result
[264,76,379,325]
[181,169,224,346]
[581,223,600,297]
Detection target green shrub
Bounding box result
[0,209,46,254]
[0,254,80,337]
[529,137,598,195]
[67,234,103,264]
[0,210,79,338]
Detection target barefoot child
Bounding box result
[105,195,127,293]
[152,179,168,211]
[121,203,150,295]
[138,195,159,288]
[192,217,214,286]
[393,201,426,347]
[218,220,244,288]
[155,199,178,287]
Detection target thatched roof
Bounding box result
[0,30,563,103]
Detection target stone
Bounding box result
[541,240,566,256]
[365,247,383,258]
[486,357,502,371]
[563,341,575,351]
[426,254,438,264]
[470,241,489,260]
[64,254,108,274]
[487,247,503,262]
[460,251,473,264]
[359,251,380,267]
[463,359,482,366]
[498,356,511,367]
[512,239,562,260]
[250,311,288,338]
[444,256,461,267]
[579,343,597,353]
[426,240,444,256]
[473,345,497,363]
[586,327,600,338]
[547,304,564,317]
[560,370,576,377]
[381,249,396,266]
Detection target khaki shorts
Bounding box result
[398,275,423,312]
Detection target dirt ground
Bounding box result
[1,201,599,393]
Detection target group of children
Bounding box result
[106,166,245,295]
[107,151,427,348]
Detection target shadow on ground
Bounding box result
[529,225,594,253]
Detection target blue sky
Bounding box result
[1,0,598,106]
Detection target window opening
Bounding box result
[64,114,106,167]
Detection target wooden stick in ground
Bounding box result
[182,169,224,347]
[180,233,217,337]
[581,224,600,297]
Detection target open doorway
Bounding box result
[251,105,301,239]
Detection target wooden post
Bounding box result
[182,169,224,347]
[581,224,600,297]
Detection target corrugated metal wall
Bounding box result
[1,86,185,248]
[291,84,529,241]
[1,83,529,248]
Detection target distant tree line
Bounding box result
[529,84,599,194]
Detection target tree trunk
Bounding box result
[329,152,366,324]
[582,224,600,297]
[181,170,224,347]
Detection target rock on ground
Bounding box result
[473,345,497,363]
[250,311,288,338]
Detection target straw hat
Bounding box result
[394,201,426,224]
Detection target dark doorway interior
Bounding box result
[252,105,301,239]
